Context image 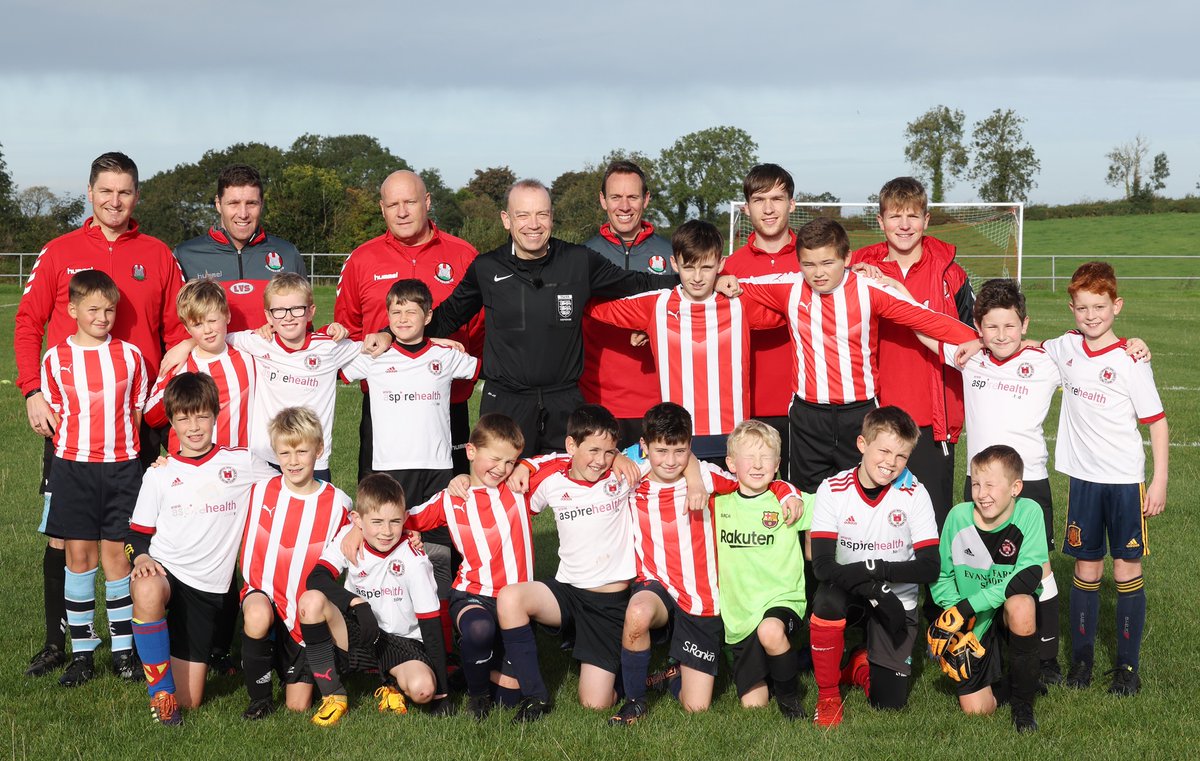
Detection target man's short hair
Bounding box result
[356,473,406,516]
[68,269,120,305]
[216,164,263,199]
[267,407,324,452]
[743,163,795,201]
[600,160,648,197]
[796,217,851,259]
[566,404,619,446]
[973,278,1027,325]
[861,405,920,447]
[1067,261,1120,301]
[726,419,781,459]
[469,413,525,452]
[504,178,551,210]
[163,372,220,420]
[263,272,313,307]
[386,278,433,313]
[971,444,1024,483]
[671,220,724,266]
[177,277,231,324]
[877,176,928,216]
[89,152,139,189]
[641,403,692,447]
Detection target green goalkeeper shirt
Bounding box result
[714,489,813,644]
[931,497,1049,639]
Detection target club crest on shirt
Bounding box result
[999,539,1017,558]
[265,251,283,272]
[557,294,574,321]
[230,281,254,295]
[889,509,906,527]
[132,263,145,281]
[436,262,453,282]
[429,360,442,375]
[762,510,780,529]
[306,355,321,370]
[390,560,405,576]
[605,479,620,496]
[1018,362,1034,379]
[219,467,237,484]
[648,255,666,274]
[1100,367,1116,384]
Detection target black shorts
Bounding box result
[954,621,1006,697]
[40,436,54,494]
[45,457,142,541]
[165,570,226,662]
[340,611,432,676]
[789,397,875,493]
[542,579,629,673]
[728,606,803,697]
[480,383,584,458]
[635,580,723,676]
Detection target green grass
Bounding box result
[2,277,1199,759]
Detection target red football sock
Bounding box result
[840,648,871,695]
[809,615,846,701]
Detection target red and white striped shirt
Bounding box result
[632,463,802,617]
[40,336,148,462]
[740,271,978,405]
[587,288,783,435]
[240,477,351,644]
[406,483,534,598]
[144,346,256,452]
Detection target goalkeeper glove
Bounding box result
[939,631,986,683]
[926,605,974,658]
[351,603,381,647]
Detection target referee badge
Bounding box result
[557,294,574,321]
[762,511,779,529]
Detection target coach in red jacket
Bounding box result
[334,169,483,481]
[850,177,974,527]
[15,151,187,678]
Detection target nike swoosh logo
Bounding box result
[494,274,514,282]
[1040,637,1055,642]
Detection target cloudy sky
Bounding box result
[2,0,1196,206]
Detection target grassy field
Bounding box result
[2,269,1199,759]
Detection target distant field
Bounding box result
[2,254,1199,757]
[1023,213,1200,255]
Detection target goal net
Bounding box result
[727,202,1024,286]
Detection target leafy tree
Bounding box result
[550,168,604,243]
[420,167,464,234]
[656,126,758,226]
[903,106,969,202]
[286,134,408,190]
[795,191,840,203]
[456,192,507,253]
[12,186,84,251]
[0,143,17,223]
[1150,152,1170,193]
[265,165,346,253]
[967,109,1040,202]
[1105,136,1170,205]
[466,166,517,207]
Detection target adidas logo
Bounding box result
[386,367,397,373]
[1126,538,1140,549]
[560,492,572,501]
[964,548,975,556]
[256,673,272,684]
[1066,359,1073,366]
[171,477,183,487]
[262,353,271,360]
[357,570,368,577]
[844,516,857,525]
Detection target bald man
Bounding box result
[335,170,483,482]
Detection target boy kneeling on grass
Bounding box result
[299,473,450,727]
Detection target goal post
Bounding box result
[727,202,1024,285]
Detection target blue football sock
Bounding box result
[1115,576,1146,671]
[620,648,651,702]
[500,624,548,702]
[105,575,133,654]
[132,618,175,696]
[1069,575,1101,665]
[65,567,100,655]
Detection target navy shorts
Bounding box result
[1062,478,1146,560]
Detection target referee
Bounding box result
[429,179,678,456]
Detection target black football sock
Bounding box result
[1069,575,1100,665]
[500,624,549,702]
[1115,576,1146,670]
[491,684,523,707]
[620,648,651,703]
[43,545,67,650]
[1037,573,1060,663]
[767,649,799,700]
[300,622,345,697]
[242,633,275,702]
[1009,632,1040,705]
[457,607,497,697]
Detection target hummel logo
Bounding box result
[493,273,514,282]
[844,516,857,525]
[374,272,399,281]
[171,477,183,487]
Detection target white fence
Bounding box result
[2,253,1198,291]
